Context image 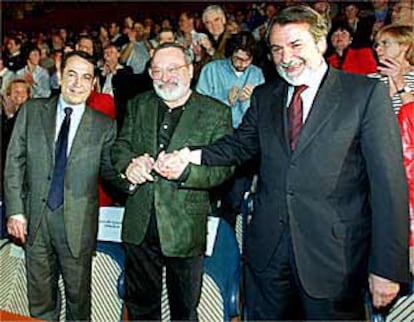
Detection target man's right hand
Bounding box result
[7,215,27,244]
[125,153,155,184]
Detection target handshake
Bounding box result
[124,148,201,184]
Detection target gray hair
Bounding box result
[151,42,193,65]
[202,5,226,25]
[266,5,329,45]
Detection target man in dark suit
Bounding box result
[158,6,410,320]
[111,43,233,320]
[4,51,124,321]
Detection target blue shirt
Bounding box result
[196,58,265,128]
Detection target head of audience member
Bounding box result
[225,31,256,72]
[178,11,196,35]
[4,78,31,116]
[374,24,414,75]
[311,1,330,15]
[265,3,278,20]
[149,43,193,107]
[6,36,22,55]
[59,28,68,43]
[226,20,241,35]
[202,5,227,39]
[157,28,176,45]
[267,5,328,86]
[51,33,64,51]
[161,18,173,29]
[133,22,146,41]
[103,44,120,69]
[329,23,354,56]
[25,46,41,68]
[60,51,96,105]
[109,22,121,38]
[343,2,361,23]
[391,0,414,25]
[76,35,95,56]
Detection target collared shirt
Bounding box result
[56,95,85,155]
[196,58,265,128]
[157,99,186,153]
[16,65,51,98]
[286,61,328,123]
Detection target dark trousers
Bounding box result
[25,207,93,321]
[124,214,203,321]
[245,228,366,320]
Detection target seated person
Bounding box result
[327,22,377,75]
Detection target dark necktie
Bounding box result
[47,107,73,210]
[288,85,308,150]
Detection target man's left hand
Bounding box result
[369,273,400,308]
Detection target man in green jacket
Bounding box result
[111,43,233,320]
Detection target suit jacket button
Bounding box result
[47,176,51,180]
[42,198,46,203]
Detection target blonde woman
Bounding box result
[372,24,414,114]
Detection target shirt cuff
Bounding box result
[10,214,26,223]
[180,147,202,165]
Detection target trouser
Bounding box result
[124,214,203,321]
[245,228,366,320]
[25,207,93,321]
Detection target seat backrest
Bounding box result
[0,239,125,322]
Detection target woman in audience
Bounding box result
[372,24,414,114]
[327,22,377,75]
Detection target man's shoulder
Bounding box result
[192,91,227,109]
[191,91,231,117]
[331,68,382,89]
[129,90,157,104]
[204,58,229,70]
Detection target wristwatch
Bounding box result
[396,85,411,95]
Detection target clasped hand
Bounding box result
[125,150,189,184]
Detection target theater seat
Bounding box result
[0,239,125,321]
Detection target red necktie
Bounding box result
[288,85,308,150]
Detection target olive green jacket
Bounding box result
[111,91,233,257]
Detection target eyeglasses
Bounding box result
[373,40,399,49]
[150,64,189,80]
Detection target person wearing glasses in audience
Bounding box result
[111,42,233,321]
[371,24,414,115]
[196,31,265,227]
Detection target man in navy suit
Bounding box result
[156,5,410,320]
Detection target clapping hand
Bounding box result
[238,84,254,102]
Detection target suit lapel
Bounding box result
[270,82,290,155]
[292,68,342,160]
[67,106,93,166]
[41,96,59,160]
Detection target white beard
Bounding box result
[153,80,190,102]
[276,63,315,86]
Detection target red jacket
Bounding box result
[398,101,414,246]
[87,91,117,206]
[327,47,377,75]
